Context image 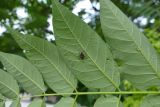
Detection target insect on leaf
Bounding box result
[52,0,120,91]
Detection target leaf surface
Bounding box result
[0,101,5,107]
[100,0,160,89]
[9,28,77,93]
[10,98,21,107]
[0,52,45,95]
[0,69,19,99]
[55,97,77,107]
[141,95,160,107]
[28,99,46,107]
[94,96,123,107]
[0,94,5,107]
[52,0,120,91]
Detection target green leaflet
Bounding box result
[0,101,5,107]
[0,94,5,107]
[54,97,77,107]
[100,0,160,89]
[9,28,77,93]
[0,69,19,99]
[141,95,160,107]
[93,96,123,107]
[0,94,4,101]
[28,99,46,107]
[0,52,45,95]
[52,0,120,91]
[10,98,21,107]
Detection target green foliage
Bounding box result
[93,96,123,107]
[10,98,21,107]
[52,0,120,92]
[100,0,160,90]
[9,29,77,93]
[54,97,77,107]
[141,95,160,107]
[28,99,46,107]
[0,0,159,107]
[0,69,19,99]
[0,52,45,95]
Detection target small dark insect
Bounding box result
[80,52,85,60]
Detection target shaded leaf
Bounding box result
[9,28,77,93]
[10,98,21,107]
[55,97,77,107]
[94,96,123,107]
[0,52,45,95]
[0,94,5,107]
[0,94,4,101]
[0,69,19,99]
[52,0,120,91]
[28,99,46,107]
[0,101,5,107]
[141,95,160,107]
[100,0,160,89]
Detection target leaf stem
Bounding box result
[21,91,160,100]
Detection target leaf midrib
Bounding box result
[53,0,119,90]
[0,54,44,93]
[14,35,76,92]
[105,1,160,79]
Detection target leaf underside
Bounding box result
[10,98,21,107]
[28,99,46,107]
[0,52,45,95]
[0,101,5,107]
[52,0,120,91]
[100,0,160,89]
[141,95,160,107]
[94,96,123,107]
[0,69,19,99]
[54,97,77,107]
[9,28,77,93]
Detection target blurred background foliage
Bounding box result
[0,0,160,107]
